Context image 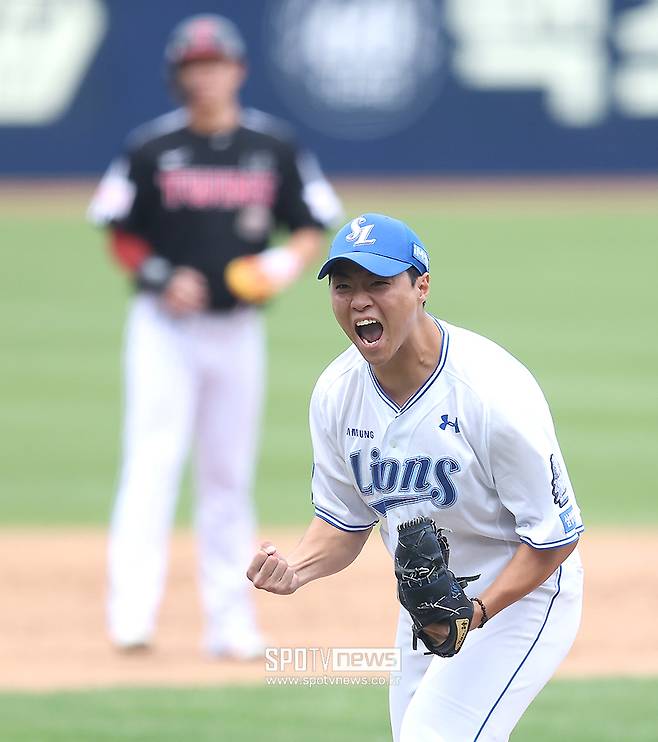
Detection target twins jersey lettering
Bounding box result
[88,107,339,310]
[310,317,584,590]
[158,167,276,209]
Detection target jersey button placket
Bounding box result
[383,416,407,455]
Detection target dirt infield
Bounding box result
[1,528,656,691]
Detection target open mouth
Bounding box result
[355,318,384,346]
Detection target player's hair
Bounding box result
[406,267,427,307]
[406,267,421,285]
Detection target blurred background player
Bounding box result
[88,13,341,658]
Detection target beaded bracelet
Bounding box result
[472,597,489,628]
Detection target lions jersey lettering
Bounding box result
[309,318,584,584]
[350,448,460,514]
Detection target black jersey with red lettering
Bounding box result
[89,108,340,309]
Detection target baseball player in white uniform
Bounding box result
[248,213,584,740]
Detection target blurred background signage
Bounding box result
[0,0,107,124]
[1,0,656,174]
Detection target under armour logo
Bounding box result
[439,415,460,433]
[346,216,376,246]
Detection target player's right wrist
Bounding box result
[287,555,320,590]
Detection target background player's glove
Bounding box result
[224,246,304,304]
[395,516,480,657]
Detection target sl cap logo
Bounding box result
[346,216,376,246]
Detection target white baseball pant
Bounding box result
[108,293,265,650]
[389,553,584,741]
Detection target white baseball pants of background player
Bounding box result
[108,293,265,654]
[389,552,584,742]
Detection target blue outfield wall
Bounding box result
[1,0,657,175]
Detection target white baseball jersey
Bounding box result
[310,316,584,591]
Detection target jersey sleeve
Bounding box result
[487,364,584,550]
[274,141,342,232]
[87,140,158,238]
[309,380,379,532]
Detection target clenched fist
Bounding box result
[247,542,300,595]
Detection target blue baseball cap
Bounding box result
[317,213,430,280]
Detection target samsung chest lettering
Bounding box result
[349,447,461,510]
[345,427,375,439]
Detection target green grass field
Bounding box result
[1,185,657,741]
[2,193,657,525]
[1,678,657,741]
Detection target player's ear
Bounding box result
[417,272,430,305]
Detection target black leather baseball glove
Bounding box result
[395,516,480,657]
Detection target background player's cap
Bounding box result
[317,213,430,279]
[165,14,246,66]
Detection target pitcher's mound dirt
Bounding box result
[0,528,656,691]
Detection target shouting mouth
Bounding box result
[355,318,384,347]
